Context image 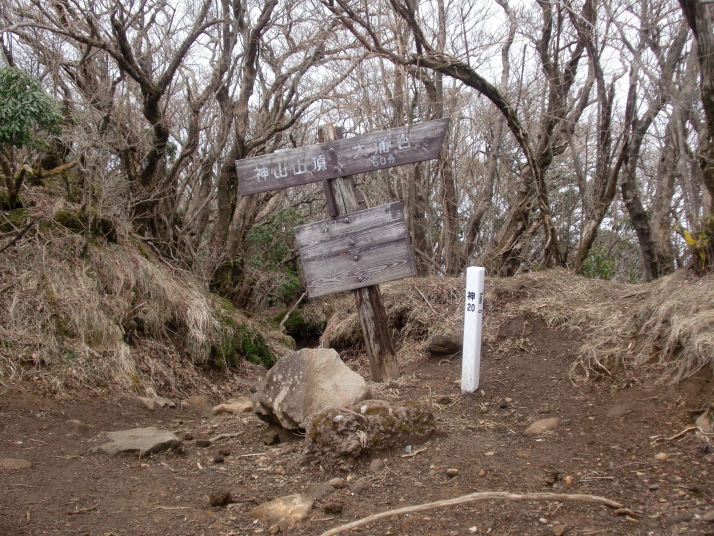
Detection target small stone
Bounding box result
[328,477,346,489]
[323,501,343,515]
[213,455,225,464]
[212,398,254,415]
[186,395,214,418]
[135,396,157,410]
[479,469,486,476]
[553,523,567,536]
[539,517,548,524]
[702,510,714,523]
[252,494,314,527]
[218,448,231,457]
[195,439,211,448]
[564,475,573,485]
[369,459,385,473]
[484,451,495,456]
[209,490,233,507]
[269,524,281,536]
[655,452,669,460]
[350,480,370,494]
[446,468,459,478]
[523,417,561,437]
[263,431,281,445]
[0,458,32,470]
[304,483,334,500]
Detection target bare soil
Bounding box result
[2,315,713,536]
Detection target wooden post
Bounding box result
[320,124,401,382]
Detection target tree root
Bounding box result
[318,491,624,536]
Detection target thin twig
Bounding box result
[279,291,308,331]
[318,491,624,536]
[0,221,34,254]
[650,426,700,445]
[414,286,437,314]
[209,432,243,443]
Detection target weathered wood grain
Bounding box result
[295,202,416,298]
[236,118,450,195]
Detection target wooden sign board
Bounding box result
[294,202,416,298]
[236,118,450,195]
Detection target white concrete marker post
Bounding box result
[461,266,485,393]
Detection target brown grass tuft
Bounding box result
[0,198,279,396]
[321,269,713,385]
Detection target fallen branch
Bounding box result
[0,221,34,254]
[650,426,700,446]
[318,491,624,536]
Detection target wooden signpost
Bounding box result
[236,118,450,382]
[294,202,415,298]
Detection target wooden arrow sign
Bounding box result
[294,202,415,298]
[236,118,450,195]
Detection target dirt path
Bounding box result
[1,316,713,536]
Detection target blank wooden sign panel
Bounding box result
[294,202,416,298]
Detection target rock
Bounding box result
[209,490,233,507]
[702,510,714,523]
[213,397,254,416]
[253,348,370,430]
[553,524,567,536]
[136,396,158,410]
[446,468,459,478]
[606,403,635,419]
[523,417,561,437]
[655,452,669,460]
[304,483,335,500]
[153,396,176,408]
[65,419,89,435]
[90,427,182,456]
[323,501,343,515]
[426,333,462,355]
[328,477,346,489]
[136,395,175,410]
[0,458,32,470]
[303,399,436,466]
[696,411,713,435]
[252,494,314,528]
[350,480,370,494]
[187,396,214,418]
[369,458,385,473]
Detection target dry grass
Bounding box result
[320,269,713,385]
[0,196,279,396]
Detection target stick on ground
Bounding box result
[318,491,624,536]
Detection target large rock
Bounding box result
[252,348,370,430]
[90,427,182,456]
[303,399,436,469]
